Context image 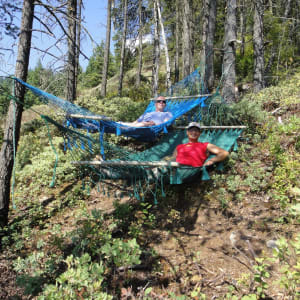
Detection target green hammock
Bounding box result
[71,127,243,183]
[41,113,243,202]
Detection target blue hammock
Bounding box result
[66,96,209,141]
[13,75,209,142]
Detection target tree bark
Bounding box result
[239,0,246,56]
[284,0,291,18]
[0,0,34,227]
[66,0,77,102]
[182,0,192,78]
[101,0,112,97]
[201,0,217,92]
[222,0,237,102]
[253,0,264,93]
[156,0,171,91]
[118,0,128,96]
[174,0,180,83]
[136,0,143,87]
[152,0,160,97]
[75,0,82,88]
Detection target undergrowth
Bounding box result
[1,70,299,299]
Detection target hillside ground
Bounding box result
[0,72,299,299]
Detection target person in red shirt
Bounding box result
[174,122,229,167]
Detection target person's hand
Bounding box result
[143,121,156,126]
[203,160,214,166]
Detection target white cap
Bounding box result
[187,122,201,130]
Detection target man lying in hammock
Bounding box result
[121,96,173,127]
[173,122,229,167]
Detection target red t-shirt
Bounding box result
[176,142,209,167]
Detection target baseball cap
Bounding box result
[187,122,201,130]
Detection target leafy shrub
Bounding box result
[13,251,63,295]
[128,83,152,102]
[39,254,113,300]
[101,238,141,268]
[75,95,148,123]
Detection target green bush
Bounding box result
[75,95,148,123]
[39,254,113,300]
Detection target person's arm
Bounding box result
[131,113,155,127]
[172,148,177,159]
[203,143,229,166]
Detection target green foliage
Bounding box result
[13,251,63,295]
[253,257,270,298]
[101,238,141,268]
[70,209,112,257]
[39,253,113,300]
[76,95,148,122]
[271,235,300,297]
[113,201,134,231]
[128,82,152,102]
[80,43,116,88]
[15,133,77,197]
[263,11,300,83]
[128,202,157,239]
[236,42,254,82]
[0,76,12,116]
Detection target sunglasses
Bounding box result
[156,100,166,104]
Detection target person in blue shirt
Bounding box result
[121,96,173,127]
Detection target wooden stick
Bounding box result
[65,114,112,121]
[174,125,247,129]
[71,160,183,167]
[150,94,212,101]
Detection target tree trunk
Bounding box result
[152,0,160,97]
[222,0,237,102]
[174,0,180,83]
[136,0,143,87]
[101,0,112,97]
[253,0,264,92]
[118,0,128,96]
[156,0,171,91]
[284,0,291,18]
[75,0,82,88]
[239,0,246,56]
[201,0,217,92]
[182,0,191,78]
[66,0,77,102]
[0,0,34,227]
[269,0,273,14]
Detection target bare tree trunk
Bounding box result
[284,0,291,18]
[174,0,180,83]
[152,0,160,97]
[118,0,128,96]
[66,0,77,102]
[269,0,273,14]
[101,0,112,97]
[182,0,191,77]
[75,0,82,88]
[253,0,264,92]
[239,0,246,56]
[156,0,171,90]
[0,0,34,227]
[201,0,217,92]
[222,0,237,102]
[136,0,143,87]
[189,0,194,72]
